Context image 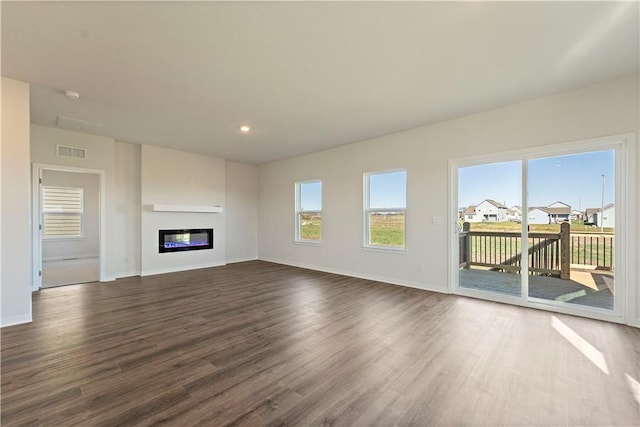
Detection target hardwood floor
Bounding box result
[2,261,639,426]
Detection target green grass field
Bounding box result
[369,213,405,247]
[466,221,613,234]
[299,214,321,240]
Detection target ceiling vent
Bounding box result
[56,145,86,159]
[56,115,104,134]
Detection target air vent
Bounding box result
[56,115,104,134]
[56,145,86,159]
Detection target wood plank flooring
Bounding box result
[2,260,639,426]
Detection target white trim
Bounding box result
[294,240,321,247]
[294,179,322,242]
[140,261,226,277]
[31,166,43,290]
[32,163,107,291]
[449,133,636,326]
[363,169,408,250]
[225,257,259,264]
[1,313,33,328]
[362,245,407,254]
[455,286,625,324]
[115,271,141,279]
[258,256,445,294]
[42,253,99,262]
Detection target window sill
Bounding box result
[294,240,322,246]
[43,236,84,241]
[362,245,407,254]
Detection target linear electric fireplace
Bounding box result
[159,229,213,253]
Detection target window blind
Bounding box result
[42,186,83,238]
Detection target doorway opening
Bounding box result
[32,165,105,289]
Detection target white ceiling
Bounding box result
[2,1,638,164]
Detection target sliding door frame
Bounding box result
[448,133,636,325]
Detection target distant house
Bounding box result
[589,203,615,228]
[463,205,481,222]
[545,201,571,223]
[527,201,571,224]
[527,207,551,224]
[601,204,615,228]
[464,199,508,222]
[571,209,583,221]
[507,205,522,222]
[585,208,600,224]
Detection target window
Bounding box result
[42,186,83,238]
[295,180,322,242]
[364,170,407,249]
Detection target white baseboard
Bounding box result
[140,261,226,277]
[1,313,32,328]
[226,257,258,264]
[258,256,448,295]
[115,271,141,279]
[43,253,99,262]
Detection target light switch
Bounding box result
[432,216,442,224]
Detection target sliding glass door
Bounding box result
[453,140,624,319]
[527,150,615,311]
[458,160,523,297]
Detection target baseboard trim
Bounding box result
[140,262,226,277]
[226,257,258,264]
[43,253,99,262]
[1,313,33,328]
[258,256,447,295]
[115,271,141,279]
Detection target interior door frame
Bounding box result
[448,133,636,326]
[31,163,106,291]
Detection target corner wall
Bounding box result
[257,75,640,326]
[225,161,258,263]
[1,77,32,326]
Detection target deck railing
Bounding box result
[459,222,614,279]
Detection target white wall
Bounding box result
[141,145,226,276]
[225,161,258,263]
[31,125,142,281]
[258,75,639,325]
[42,170,100,260]
[114,141,141,277]
[1,77,32,326]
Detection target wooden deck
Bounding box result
[459,269,614,310]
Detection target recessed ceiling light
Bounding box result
[239,125,251,133]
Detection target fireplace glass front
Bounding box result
[159,229,213,253]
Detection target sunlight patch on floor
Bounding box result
[625,373,640,405]
[551,315,609,375]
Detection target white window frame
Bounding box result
[449,133,637,326]
[295,179,322,244]
[42,185,84,240]
[363,169,407,252]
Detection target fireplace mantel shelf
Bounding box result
[152,204,223,213]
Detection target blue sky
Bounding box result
[459,150,614,210]
[299,181,322,211]
[369,171,407,208]
[299,171,408,211]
